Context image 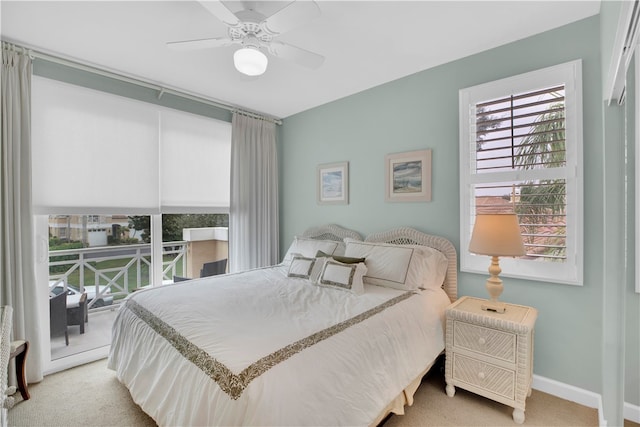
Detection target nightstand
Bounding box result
[445,296,537,424]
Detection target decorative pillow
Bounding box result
[344,239,428,291]
[315,250,365,265]
[287,255,326,282]
[282,237,340,265]
[316,259,367,295]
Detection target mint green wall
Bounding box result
[33,60,232,123]
[280,16,605,394]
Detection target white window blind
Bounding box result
[160,108,231,213]
[459,60,583,285]
[31,76,231,215]
[31,77,159,214]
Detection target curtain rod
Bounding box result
[2,40,283,125]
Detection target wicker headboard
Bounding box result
[301,224,363,242]
[364,227,458,302]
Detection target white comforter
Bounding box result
[107,265,450,426]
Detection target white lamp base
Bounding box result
[483,255,507,314]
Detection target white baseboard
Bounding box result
[625,401,640,424]
[533,375,640,426]
[532,375,605,425]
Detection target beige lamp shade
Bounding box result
[469,213,526,257]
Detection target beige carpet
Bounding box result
[5,358,626,427]
[9,359,156,427]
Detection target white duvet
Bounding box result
[107,265,451,426]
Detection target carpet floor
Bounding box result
[6,358,631,426]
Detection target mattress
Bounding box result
[107,264,451,426]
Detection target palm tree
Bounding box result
[514,102,567,260]
[475,105,501,151]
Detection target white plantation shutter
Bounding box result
[459,60,583,285]
[474,85,567,260]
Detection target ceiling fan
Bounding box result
[167,0,324,76]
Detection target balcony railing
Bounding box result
[48,241,187,310]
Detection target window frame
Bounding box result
[459,60,583,285]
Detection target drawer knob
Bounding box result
[478,337,486,345]
[478,372,485,380]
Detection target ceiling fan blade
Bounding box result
[167,37,232,51]
[262,1,321,35]
[268,41,324,69]
[199,0,240,27]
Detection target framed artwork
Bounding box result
[317,162,349,205]
[385,149,432,202]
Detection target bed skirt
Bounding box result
[370,356,440,426]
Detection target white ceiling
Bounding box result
[1,1,600,119]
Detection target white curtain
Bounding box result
[1,43,43,384]
[229,113,279,272]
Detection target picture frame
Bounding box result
[317,161,349,205]
[385,149,432,202]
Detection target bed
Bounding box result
[107,224,457,426]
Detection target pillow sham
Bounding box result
[316,259,367,295]
[421,246,449,290]
[344,239,427,291]
[315,250,365,265]
[287,255,326,282]
[282,237,341,265]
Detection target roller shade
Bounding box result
[160,108,231,213]
[31,77,159,214]
[31,76,231,214]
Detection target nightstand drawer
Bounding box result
[452,353,515,400]
[453,321,516,363]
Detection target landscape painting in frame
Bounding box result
[385,149,432,202]
[317,162,349,205]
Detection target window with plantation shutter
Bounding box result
[459,60,583,285]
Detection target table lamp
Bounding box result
[469,213,525,313]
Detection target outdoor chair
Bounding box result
[49,292,68,346]
[67,292,87,334]
[200,259,227,278]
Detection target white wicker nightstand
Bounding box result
[445,296,537,424]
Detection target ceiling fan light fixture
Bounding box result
[233,47,268,76]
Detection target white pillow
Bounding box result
[282,237,341,265]
[287,255,326,282]
[316,259,367,295]
[332,241,347,257]
[421,247,449,290]
[344,239,427,291]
